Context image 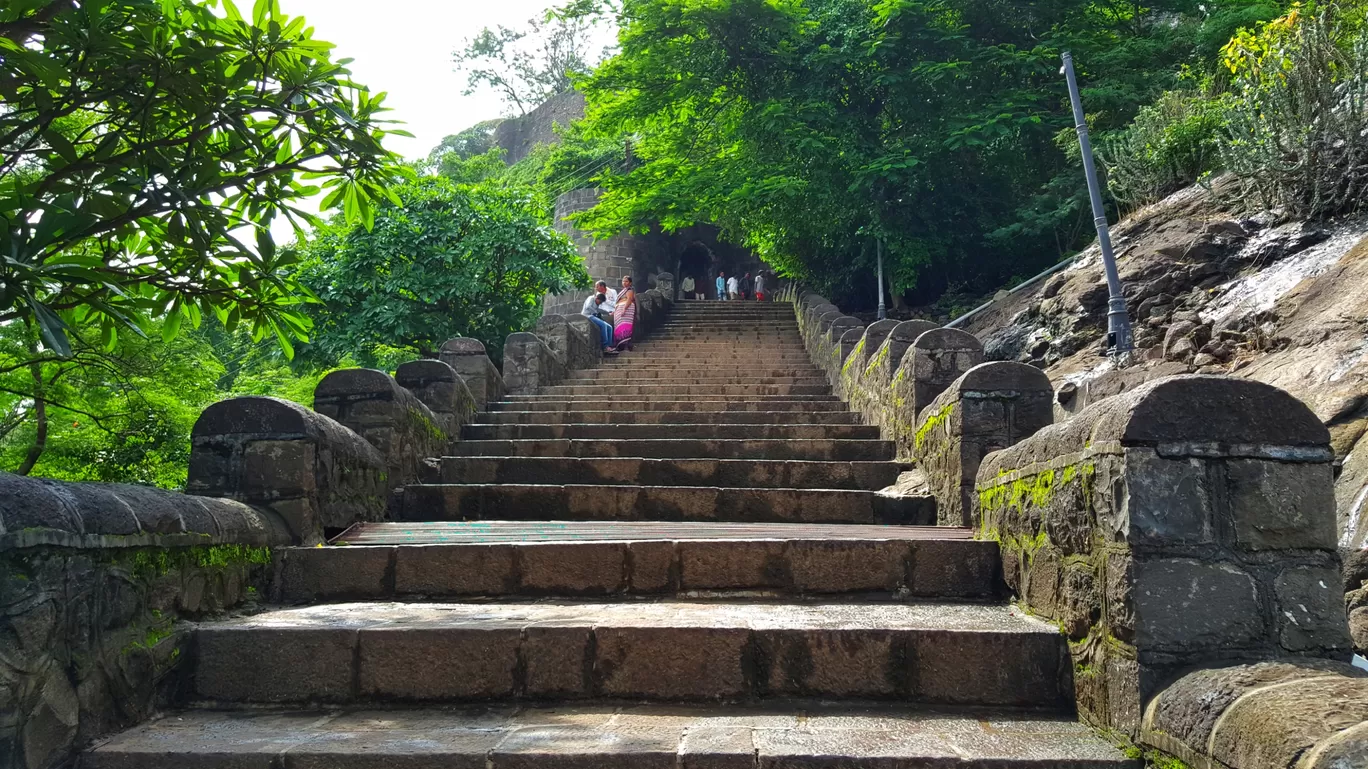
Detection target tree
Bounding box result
[454,11,605,115]
[295,176,590,363]
[0,0,408,359]
[567,0,1220,307]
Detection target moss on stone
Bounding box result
[864,342,890,377]
[913,402,955,453]
[127,544,272,581]
[407,406,448,442]
[842,338,866,375]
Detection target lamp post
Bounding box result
[876,238,887,321]
[1061,51,1133,358]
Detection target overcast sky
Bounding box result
[279,0,584,159]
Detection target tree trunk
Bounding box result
[16,351,47,476]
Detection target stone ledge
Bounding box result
[0,471,291,552]
[1142,660,1368,769]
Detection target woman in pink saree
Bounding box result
[612,275,637,349]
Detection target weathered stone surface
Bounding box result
[1144,661,1368,769]
[915,362,1053,525]
[1133,558,1263,650]
[536,313,599,371]
[976,374,1348,740]
[439,337,505,407]
[359,627,519,699]
[315,368,448,504]
[503,332,568,395]
[888,328,984,461]
[189,396,386,542]
[396,358,478,440]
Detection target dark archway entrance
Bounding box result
[677,241,714,298]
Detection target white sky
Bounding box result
[279,0,573,159]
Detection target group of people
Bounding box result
[679,271,765,301]
[581,276,637,355]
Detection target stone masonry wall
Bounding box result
[974,375,1352,739]
[0,472,290,769]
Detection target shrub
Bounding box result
[1219,7,1368,217]
[1102,90,1226,207]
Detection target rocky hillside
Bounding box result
[960,178,1368,650]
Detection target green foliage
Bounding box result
[0,0,408,359]
[1102,89,1227,206]
[568,0,1221,306]
[296,176,590,363]
[1219,5,1368,216]
[454,12,605,115]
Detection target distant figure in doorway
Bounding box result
[741,272,752,301]
[613,275,637,350]
[754,272,765,301]
[716,272,727,301]
[681,275,695,299]
[581,292,618,355]
[726,273,739,300]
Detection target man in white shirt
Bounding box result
[595,280,618,317]
[754,273,765,300]
[726,274,739,300]
[581,292,616,352]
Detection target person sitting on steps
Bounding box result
[581,291,618,355]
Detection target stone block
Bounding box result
[241,440,316,495]
[756,629,898,697]
[358,628,519,700]
[1122,451,1212,547]
[594,627,748,699]
[1133,558,1263,650]
[1227,459,1337,551]
[521,627,591,697]
[276,546,392,603]
[195,628,355,702]
[786,540,906,593]
[1274,566,1353,652]
[907,539,999,599]
[678,540,787,589]
[909,630,1065,707]
[519,543,626,594]
[1208,674,1368,768]
[393,544,517,597]
[627,540,676,593]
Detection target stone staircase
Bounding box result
[84,301,1134,767]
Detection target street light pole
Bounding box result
[876,238,887,321]
[1061,51,1133,358]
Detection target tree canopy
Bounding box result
[0,0,407,358]
[566,0,1284,307]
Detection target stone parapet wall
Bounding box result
[188,396,388,544]
[536,314,599,370]
[841,320,898,414]
[439,338,506,408]
[914,362,1053,526]
[503,331,569,395]
[314,369,449,507]
[974,375,1352,739]
[0,472,289,769]
[395,359,478,441]
[1141,660,1368,768]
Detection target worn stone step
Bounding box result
[486,399,851,413]
[460,423,876,441]
[452,438,894,461]
[536,384,832,397]
[564,368,825,380]
[558,376,830,388]
[475,410,860,425]
[503,393,842,403]
[399,483,932,525]
[426,455,896,487]
[601,356,821,366]
[277,520,997,601]
[189,600,1065,707]
[86,703,1135,769]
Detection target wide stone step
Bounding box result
[563,368,825,381]
[277,520,997,601]
[557,377,831,388]
[427,455,896,487]
[536,384,831,397]
[474,410,860,425]
[452,438,893,461]
[460,423,876,441]
[486,399,850,413]
[188,600,1066,707]
[86,704,1135,769]
[399,483,932,525]
[503,393,842,403]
